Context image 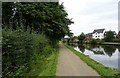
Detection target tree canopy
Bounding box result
[104,31,115,42]
[2,2,74,43]
[2,2,74,76]
[78,32,85,43]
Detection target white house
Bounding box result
[92,29,105,39]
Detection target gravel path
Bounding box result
[56,43,100,76]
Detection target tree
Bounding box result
[2,2,74,45]
[104,31,115,42]
[2,2,14,27]
[68,31,73,38]
[78,32,85,43]
[2,2,74,76]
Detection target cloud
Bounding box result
[60,0,119,36]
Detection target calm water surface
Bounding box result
[70,43,120,69]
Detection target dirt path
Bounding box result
[56,43,100,76]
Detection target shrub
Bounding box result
[62,39,67,43]
[96,39,103,44]
[2,28,51,77]
[89,39,97,44]
[3,28,32,76]
[112,38,120,43]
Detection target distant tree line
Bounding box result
[64,31,120,45]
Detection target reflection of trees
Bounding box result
[118,48,120,52]
[78,44,85,53]
[102,45,116,57]
[84,44,105,55]
[84,44,98,49]
[83,44,95,52]
[89,44,98,48]
[69,43,78,48]
[93,51,104,55]
[117,46,120,52]
[71,43,117,57]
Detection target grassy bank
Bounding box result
[13,48,59,76]
[38,48,59,76]
[65,44,119,77]
[101,42,120,46]
[22,46,59,76]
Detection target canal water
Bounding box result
[70,43,120,69]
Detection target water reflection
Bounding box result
[118,48,120,52]
[70,43,119,69]
[78,45,85,53]
[83,44,105,55]
[69,43,78,48]
[102,45,116,57]
[76,44,117,57]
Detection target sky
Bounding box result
[59,0,119,36]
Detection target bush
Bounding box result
[89,39,97,44]
[3,28,32,76]
[62,39,67,43]
[96,39,103,44]
[2,28,52,77]
[112,38,120,43]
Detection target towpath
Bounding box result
[56,43,100,76]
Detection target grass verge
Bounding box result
[65,44,119,78]
[23,47,59,76]
[39,48,59,76]
[101,42,120,45]
[13,46,59,77]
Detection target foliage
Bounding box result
[3,28,33,77]
[2,2,73,43]
[95,39,103,44]
[2,2,73,77]
[89,39,97,44]
[2,28,58,77]
[69,36,78,43]
[104,31,115,42]
[68,32,74,38]
[112,38,120,43]
[78,32,85,43]
[62,38,68,43]
[2,2,14,26]
[87,39,103,44]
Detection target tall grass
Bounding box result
[2,28,58,77]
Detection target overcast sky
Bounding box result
[60,0,119,36]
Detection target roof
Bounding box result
[86,33,92,36]
[117,31,120,38]
[93,29,105,33]
[118,31,120,34]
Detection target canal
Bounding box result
[70,43,120,69]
